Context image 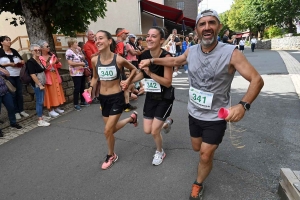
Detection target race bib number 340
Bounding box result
[189,87,214,110]
[98,66,117,80]
[144,78,161,93]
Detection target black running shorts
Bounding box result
[188,115,227,145]
[143,94,173,121]
[99,91,125,117]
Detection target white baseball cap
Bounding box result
[196,9,220,24]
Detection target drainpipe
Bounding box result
[138,0,142,34]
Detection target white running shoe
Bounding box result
[177,71,182,74]
[49,110,59,118]
[54,108,64,114]
[42,115,51,121]
[15,113,21,120]
[38,120,50,127]
[20,111,29,117]
[152,149,166,166]
[172,72,178,78]
[184,71,188,74]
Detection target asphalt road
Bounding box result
[0,48,299,200]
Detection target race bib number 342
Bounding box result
[144,78,161,93]
[189,87,214,110]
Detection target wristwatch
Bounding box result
[239,101,251,111]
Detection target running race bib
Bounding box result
[144,78,161,93]
[189,86,214,110]
[98,66,117,80]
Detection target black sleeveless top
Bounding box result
[96,54,121,81]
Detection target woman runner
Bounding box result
[128,26,174,166]
[86,30,138,170]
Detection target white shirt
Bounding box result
[0,54,21,77]
[239,40,245,46]
[168,41,176,54]
[251,38,257,44]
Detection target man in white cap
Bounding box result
[139,9,264,199]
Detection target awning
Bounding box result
[140,0,195,28]
[242,33,250,37]
[235,34,242,38]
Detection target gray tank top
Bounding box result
[187,42,236,121]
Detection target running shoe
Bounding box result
[10,123,22,129]
[54,108,64,113]
[80,102,90,107]
[162,118,173,134]
[20,111,29,117]
[189,184,204,200]
[38,120,50,127]
[124,104,137,112]
[152,149,166,166]
[15,113,21,120]
[177,71,182,74]
[130,111,138,127]
[74,105,81,111]
[101,153,118,170]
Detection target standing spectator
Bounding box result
[38,40,66,118]
[65,38,87,111]
[251,36,257,52]
[167,35,177,77]
[231,35,238,49]
[115,28,136,112]
[27,44,50,127]
[172,29,182,76]
[83,30,100,103]
[239,38,245,53]
[182,36,190,73]
[0,36,29,120]
[222,30,233,44]
[0,65,22,136]
[136,37,147,63]
[126,34,141,68]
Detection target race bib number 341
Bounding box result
[189,87,214,110]
[144,78,161,93]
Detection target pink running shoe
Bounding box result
[101,153,118,170]
[130,111,138,127]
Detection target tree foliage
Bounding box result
[224,0,300,38]
[0,0,116,36]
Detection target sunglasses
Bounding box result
[33,49,41,52]
[45,45,50,48]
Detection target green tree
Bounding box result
[0,0,116,51]
[219,11,231,38]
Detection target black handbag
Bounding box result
[162,86,175,100]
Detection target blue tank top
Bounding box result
[96,54,121,81]
[187,42,236,121]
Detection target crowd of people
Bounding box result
[0,8,265,200]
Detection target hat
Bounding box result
[128,34,136,39]
[117,29,130,37]
[196,9,220,24]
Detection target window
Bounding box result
[177,2,184,10]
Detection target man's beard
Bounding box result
[201,36,216,48]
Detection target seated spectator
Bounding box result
[0,65,22,137]
[26,44,50,127]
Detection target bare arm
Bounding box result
[139,49,189,69]
[30,74,45,90]
[0,67,10,77]
[226,49,264,122]
[118,56,137,85]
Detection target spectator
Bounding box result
[27,44,50,127]
[136,37,147,63]
[182,36,190,74]
[115,28,136,112]
[239,38,245,53]
[65,38,87,111]
[83,30,100,103]
[38,40,66,118]
[251,36,257,52]
[0,65,22,136]
[172,29,182,76]
[222,30,233,44]
[231,35,238,49]
[126,34,141,68]
[0,36,29,120]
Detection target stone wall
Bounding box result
[271,36,300,50]
[255,36,300,50]
[23,73,74,110]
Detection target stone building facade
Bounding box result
[164,0,197,20]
